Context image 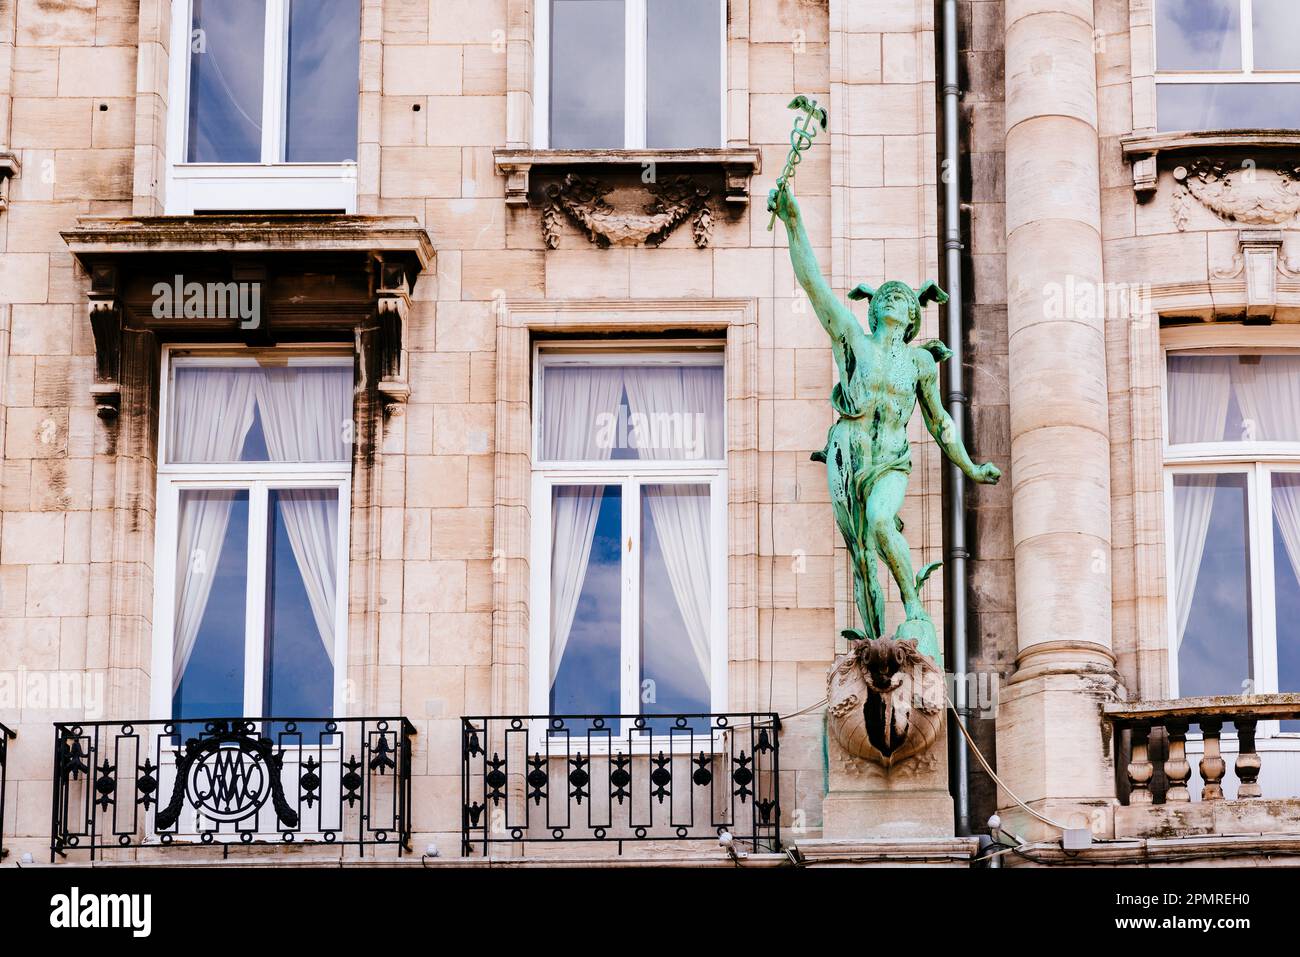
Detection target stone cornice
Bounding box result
[61,214,435,270]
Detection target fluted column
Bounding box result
[996,0,1120,838]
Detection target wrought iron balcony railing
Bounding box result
[51,717,415,861]
[0,723,14,861]
[460,713,781,856]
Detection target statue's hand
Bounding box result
[767,185,798,224]
[972,462,1001,485]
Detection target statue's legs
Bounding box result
[864,469,924,620]
[824,426,887,639]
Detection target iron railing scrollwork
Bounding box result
[460,713,781,856]
[51,717,415,861]
[0,723,14,860]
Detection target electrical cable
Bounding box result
[945,691,1074,833]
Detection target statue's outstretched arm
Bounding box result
[769,187,857,343]
[915,348,1001,485]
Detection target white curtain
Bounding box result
[1167,356,1232,648]
[623,367,721,682]
[170,369,260,691]
[1232,356,1300,589]
[543,367,625,684]
[255,367,351,663]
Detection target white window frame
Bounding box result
[533,0,728,150]
[164,0,359,214]
[1153,0,1300,121]
[148,347,354,721]
[1161,328,1300,740]
[528,342,728,740]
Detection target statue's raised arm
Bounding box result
[768,187,859,346]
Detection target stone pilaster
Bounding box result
[997,0,1121,839]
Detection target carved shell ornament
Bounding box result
[1172,156,1300,230]
[826,636,944,767]
[542,172,714,248]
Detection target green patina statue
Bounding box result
[767,101,1000,669]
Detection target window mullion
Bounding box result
[625,0,646,148]
[622,478,641,725]
[1257,463,1280,693]
[244,483,270,717]
[1241,0,1254,74]
[260,0,288,164]
[534,0,551,148]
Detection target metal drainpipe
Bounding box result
[941,0,972,838]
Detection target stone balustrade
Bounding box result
[1105,695,1300,806]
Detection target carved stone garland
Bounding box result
[1172,156,1300,231]
[541,172,714,249]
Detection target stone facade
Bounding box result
[0,0,1297,868]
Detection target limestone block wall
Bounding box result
[0,0,143,862]
[0,0,960,862]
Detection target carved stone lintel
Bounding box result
[541,172,714,249]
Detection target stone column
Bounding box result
[997,0,1120,838]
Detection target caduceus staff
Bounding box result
[766,94,828,232]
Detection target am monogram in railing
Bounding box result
[50,717,415,861]
[460,713,781,855]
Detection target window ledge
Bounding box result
[493,147,762,207]
[1121,129,1300,193]
[62,213,433,264]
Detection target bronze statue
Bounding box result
[768,169,1000,670]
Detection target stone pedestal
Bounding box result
[821,712,955,839]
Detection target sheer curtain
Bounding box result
[255,367,351,663]
[1167,356,1232,648]
[170,368,259,691]
[543,367,625,684]
[1233,356,1300,584]
[623,367,723,682]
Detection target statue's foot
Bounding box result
[895,616,942,668]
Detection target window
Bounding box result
[165,0,361,213]
[536,0,725,149]
[529,344,727,729]
[1154,0,1300,132]
[1164,346,1300,729]
[150,352,354,720]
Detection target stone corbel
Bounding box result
[86,264,122,418]
[1130,154,1158,195]
[498,158,532,207]
[0,152,19,211]
[1240,229,1284,323]
[374,260,411,414]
